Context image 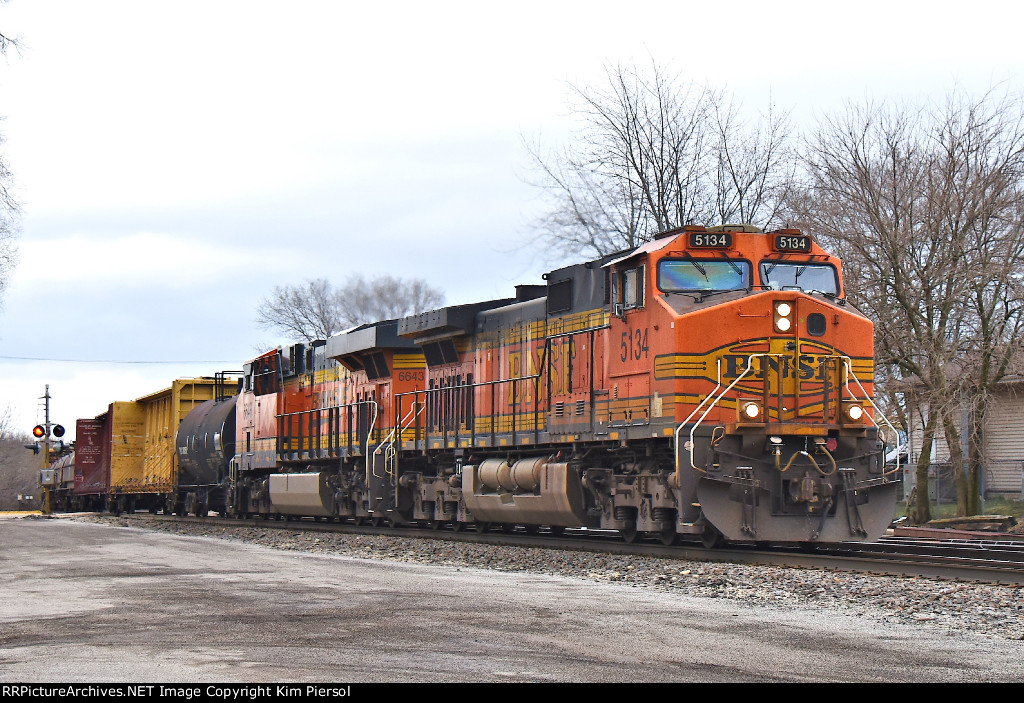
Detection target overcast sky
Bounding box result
[1,0,1021,440]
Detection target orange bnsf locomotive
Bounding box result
[195,223,898,546]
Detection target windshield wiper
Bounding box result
[696,288,747,303]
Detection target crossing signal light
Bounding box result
[53,424,65,438]
[32,425,46,438]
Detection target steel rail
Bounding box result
[99,513,1024,586]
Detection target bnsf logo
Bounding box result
[721,354,836,381]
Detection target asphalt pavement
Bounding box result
[2,515,1023,683]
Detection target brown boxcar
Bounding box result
[71,416,108,511]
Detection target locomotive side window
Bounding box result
[760,262,839,295]
[623,266,644,309]
[252,354,283,396]
[611,265,645,312]
[658,259,750,292]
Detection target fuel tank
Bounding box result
[462,457,596,527]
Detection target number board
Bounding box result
[688,232,732,249]
[773,234,812,252]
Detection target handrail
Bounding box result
[673,358,722,482]
[364,401,379,484]
[683,353,767,472]
[674,352,902,483]
[277,398,378,459]
[840,357,903,478]
[374,402,424,484]
[394,373,543,451]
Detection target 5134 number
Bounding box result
[620,328,649,362]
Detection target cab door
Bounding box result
[607,260,653,428]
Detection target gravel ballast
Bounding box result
[70,514,1024,643]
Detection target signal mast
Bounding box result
[26,385,65,514]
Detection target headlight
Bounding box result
[774,301,794,333]
[740,401,763,421]
[843,403,865,422]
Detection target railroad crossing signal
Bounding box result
[29,384,62,515]
[26,386,66,466]
[29,423,66,456]
[32,423,64,439]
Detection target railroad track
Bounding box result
[107,513,1024,585]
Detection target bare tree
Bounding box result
[940,92,1024,515]
[711,94,795,228]
[338,274,445,327]
[256,278,344,343]
[526,62,794,261]
[0,7,21,307]
[0,4,18,57]
[0,403,40,510]
[256,274,445,343]
[0,128,19,306]
[0,401,14,441]
[792,88,1024,519]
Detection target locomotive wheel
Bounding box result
[428,520,444,530]
[548,526,565,537]
[473,521,490,533]
[451,522,465,532]
[619,524,639,543]
[370,517,384,528]
[658,528,678,546]
[700,523,724,549]
[353,516,366,526]
[523,525,540,535]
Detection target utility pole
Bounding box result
[42,385,51,460]
[40,385,52,514]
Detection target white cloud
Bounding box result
[11,232,300,289]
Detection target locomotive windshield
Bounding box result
[658,259,751,293]
[760,262,839,295]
